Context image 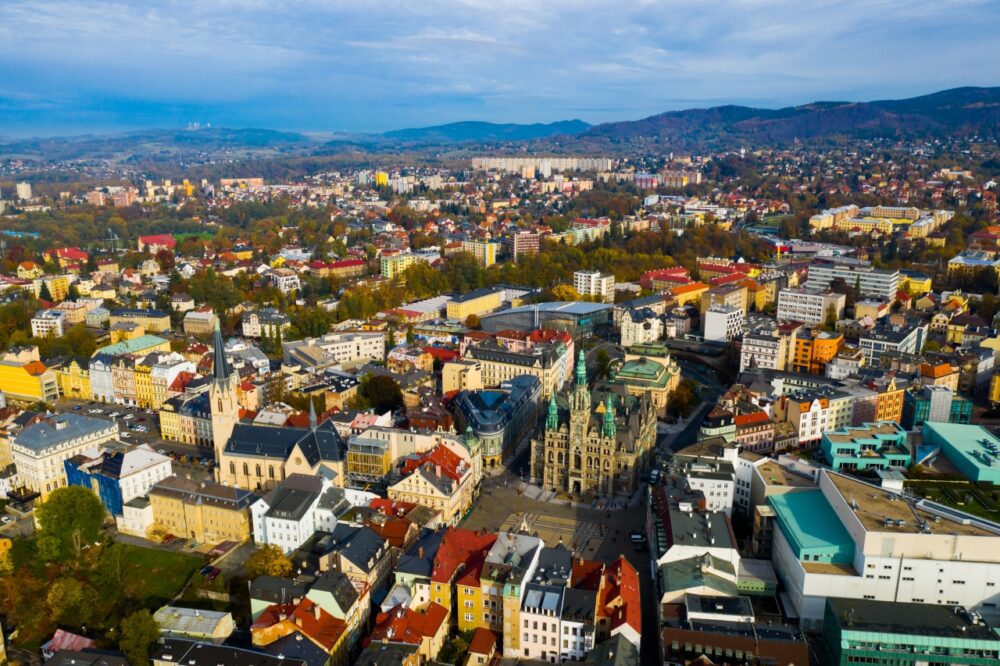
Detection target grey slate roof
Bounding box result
[13,414,116,453]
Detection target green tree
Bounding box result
[38,280,54,302]
[823,303,838,331]
[351,374,404,414]
[119,610,160,665]
[35,486,105,562]
[595,348,611,379]
[47,577,91,627]
[245,544,293,580]
[977,292,997,323]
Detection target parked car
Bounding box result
[205,567,222,581]
[72,405,82,411]
[123,414,135,421]
[161,534,177,545]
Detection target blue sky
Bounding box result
[0,0,997,137]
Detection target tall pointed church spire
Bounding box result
[575,349,587,386]
[602,394,616,439]
[212,318,230,382]
[546,392,559,430]
[309,399,318,431]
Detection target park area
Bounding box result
[0,486,209,655]
[1,539,203,650]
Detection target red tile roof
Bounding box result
[138,234,177,249]
[598,556,642,636]
[430,528,496,584]
[368,603,448,646]
[734,411,771,427]
[468,628,498,655]
[400,443,467,483]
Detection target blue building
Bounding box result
[65,444,172,516]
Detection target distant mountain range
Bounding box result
[573,87,1000,149]
[1,87,998,164]
[381,119,591,143]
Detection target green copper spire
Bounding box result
[602,394,616,438]
[546,392,559,430]
[575,349,587,386]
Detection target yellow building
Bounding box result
[16,261,43,279]
[109,309,171,333]
[386,446,478,526]
[56,358,92,401]
[699,283,749,316]
[148,475,254,543]
[670,282,710,307]
[110,322,146,343]
[460,240,501,268]
[899,273,933,295]
[446,289,502,321]
[375,171,389,187]
[134,361,156,409]
[990,373,1000,407]
[442,360,483,394]
[11,413,119,497]
[381,254,420,280]
[346,438,392,487]
[0,352,59,403]
[34,276,70,302]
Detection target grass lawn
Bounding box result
[117,543,204,605]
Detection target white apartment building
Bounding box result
[740,329,788,372]
[251,474,377,554]
[70,444,173,506]
[283,331,386,371]
[573,270,615,303]
[11,414,119,497]
[703,304,744,342]
[805,259,899,301]
[776,288,846,326]
[770,470,1000,629]
[619,308,663,347]
[16,182,32,200]
[267,269,301,294]
[31,309,67,338]
[242,309,291,338]
[520,586,596,663]
[677,458,736,516]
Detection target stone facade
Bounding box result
[530,351,656,497]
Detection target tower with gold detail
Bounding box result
[209,319,239,480]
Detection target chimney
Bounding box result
[313,604,321,621]
[418,546,424,559]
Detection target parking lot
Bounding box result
[56,398,216,478]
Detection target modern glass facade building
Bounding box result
[480,302,612,338]
[823,597,1000,666]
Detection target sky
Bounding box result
[0,0,998,137]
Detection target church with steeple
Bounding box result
[210,321,347,491]
[529,350,657,497]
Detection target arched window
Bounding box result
[229,462,235,475]
[242,463,249,476]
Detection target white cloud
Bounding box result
[0,0,996,131]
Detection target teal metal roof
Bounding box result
[95,334,168,356]
[768,490,854,563]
